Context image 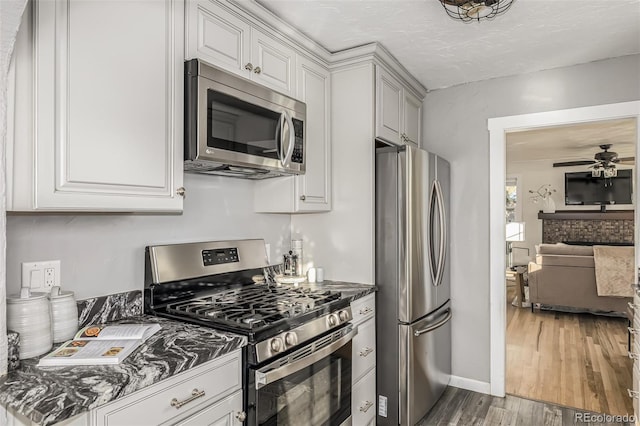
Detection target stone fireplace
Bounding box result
[539,210,634,244]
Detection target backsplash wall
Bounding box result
[542,218,634,244]
[6,174,290,299]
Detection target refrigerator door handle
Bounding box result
[428,180,439,285]
[435,180,447,287]
[413,309,452,337]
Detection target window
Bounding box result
[505,176,521,223]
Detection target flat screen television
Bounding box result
[565,169,633,205]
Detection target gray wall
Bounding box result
[422,54,640,384]
[6,174,291,299]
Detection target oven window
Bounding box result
[255,344,352,426]
[207,90,280,159]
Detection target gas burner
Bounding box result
[241,315,263,325]
[165,285,341,333]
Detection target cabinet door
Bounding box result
[30,0,183,211]
[295,57,331,212]
[186,0,251,77]
[251,29,296,96]
[172,390,243,426]
[403,90,422,147]
[253,56,331,214]
[376,67,402,145]
[352,317,376,383]
[352,369,376,426]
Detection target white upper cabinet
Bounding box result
[8,0,184,212]
[403,90,422,147]
[375,65,423,147]
[376,67,403,144]
[186,0,251,75]
[253,56,331,213]
[187,0,296,97]
[251,29,297,96]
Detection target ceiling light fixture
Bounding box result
[438,0,515,22]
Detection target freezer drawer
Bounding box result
[398,304,451,425]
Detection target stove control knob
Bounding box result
[338,310,350,322]
[284,332,298,347]
[328,314,339,327]
[270,337,283,353]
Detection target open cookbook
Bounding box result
[38,323,162,367]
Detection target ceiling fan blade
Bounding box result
[552,160,597,167]
[616,156,635,163]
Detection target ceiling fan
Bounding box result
[552,144,635,169]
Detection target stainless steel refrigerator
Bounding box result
[375,143,451,425]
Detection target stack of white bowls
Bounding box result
[49,286,78,343]
[7,288,53,359]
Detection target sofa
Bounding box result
[527,243,631,315]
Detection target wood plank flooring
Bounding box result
[418,387,633,425]
[505,285,633,415]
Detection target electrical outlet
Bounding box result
[21,260,60,292]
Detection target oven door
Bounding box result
[248,325,356,426]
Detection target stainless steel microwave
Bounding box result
[184,59,306,179]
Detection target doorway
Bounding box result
[487,101,640,406]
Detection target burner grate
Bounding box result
[166,285,340,331]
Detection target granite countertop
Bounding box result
[0,315,247,426]
[298,280,377,302]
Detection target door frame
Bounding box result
[487,100,640,397]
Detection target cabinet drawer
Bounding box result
[351,294,375,325]
[353,318,376,383]
[352,369,376,426]
[171,389,242,426]
[93,352,241,426]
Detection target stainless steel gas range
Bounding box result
[144,239,355,426]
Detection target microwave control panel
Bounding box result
[292,119,304,164]
[202,248,239,266]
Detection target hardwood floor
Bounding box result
[418,387,633,425]
[505,285,633,416]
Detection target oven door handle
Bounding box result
[255,328,358,390]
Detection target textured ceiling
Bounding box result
[255,0,640,90]
[506,118,637,163]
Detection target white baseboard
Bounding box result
[449,375,491,395]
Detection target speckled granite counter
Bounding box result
[0,315,247,425]
[297,280,377,302]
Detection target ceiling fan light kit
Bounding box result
[438,0,515,22]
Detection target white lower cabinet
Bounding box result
[92,351,242,425]
[352,369,376,426]
[5,351,243,426]
[352,317,376,383]
[351,293,376,424]
[172,390,243,426]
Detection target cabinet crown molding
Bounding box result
[225,0,426,98]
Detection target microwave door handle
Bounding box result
[275,113,284,164]
[283,110,295,166]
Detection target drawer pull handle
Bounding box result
[629,351,640,361]
[359,307,373,315]
[360,401,374,413]
[629,327,639,335]
[235,411,247,422]
[628,389,640,399]
[170,388,205,409]
[359,347,374,357]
